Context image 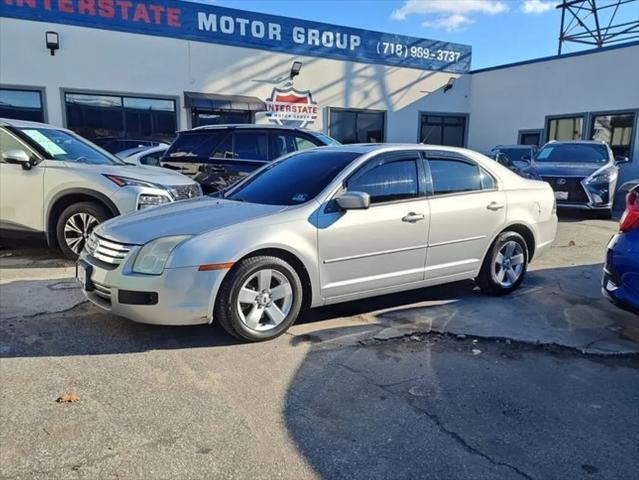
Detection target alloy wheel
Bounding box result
[492,240,525,288]
[236,269,294,332]
[64,212,99,255]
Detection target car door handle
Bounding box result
[487,202,505,211]
[402,212,425,223]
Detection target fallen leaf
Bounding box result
[568,240,576,247]
[56,393,80,403]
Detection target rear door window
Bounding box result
[428,158,482,195]
[232,131,269,161]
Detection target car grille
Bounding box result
[541,176,589,203]
[168,184,202,201]
[85,233,133,265]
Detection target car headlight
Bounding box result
[132,235,191,275]
[137,193,172,210]
[585,167,617,185]
[103,174,160,188]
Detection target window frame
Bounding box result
[327,107,387,144]
[544,113,586,142]
[417,112,469,147]
[421,150,498,198]
[587,109,638,161]
[518,129,543,146]
[60,88,180,139]
[0,85,47,123]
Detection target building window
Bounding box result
[547,116,583,141]
[590,112,635,158]
[329,108,385,144]
[0,88,44,122]
[65,92,177,141]
[191,109,252,127]
[518,130,542,146]
[420,114,466,147]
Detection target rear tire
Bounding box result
[476,231,528,296]
[56,202,111,260]
[215,256,303,342]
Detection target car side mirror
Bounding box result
[2,149,32,169]
[521,154,531,163]
[620,180,639,192]
[615,155,629,165]
[335,191,370,210]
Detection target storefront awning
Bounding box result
[184,92,266,112]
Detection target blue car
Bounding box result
[603,181,639,315]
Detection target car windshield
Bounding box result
[18,127,123,165]
[225,150,360,206]
[535,143,609,163]
[496,147,532,163]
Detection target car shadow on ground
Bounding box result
[1,261,636,358]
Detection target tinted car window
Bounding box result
[166,131,224,160]
[270,133,297,159]
[233,131,269,161]
[348,160,419,204]
[496,147,532,163]
[212,134,233,159]
[226,150,359,206]
[429,159,482,195]
[535,143,609,163]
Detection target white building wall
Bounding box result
[0,18,464,142]
[467,44,639,182]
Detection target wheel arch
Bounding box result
[46,189,119,246]
[495,222,536,261]
[233,247,314,310]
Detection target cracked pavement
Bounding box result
[0,216,638,479]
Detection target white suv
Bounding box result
[0,118,201,259]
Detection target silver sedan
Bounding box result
[78,145,557,341]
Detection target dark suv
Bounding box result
[161,125,339,193]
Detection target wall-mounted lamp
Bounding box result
[443,77,455,93]
[290,61,303,80]
[45,31,59,56]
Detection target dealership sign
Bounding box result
[0,0,471,73]
[265,88,318,129]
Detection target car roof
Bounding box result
[306,143,483,155]
[0,117,60,129]
[183,123,323,134]
[493,145,533,149]
[543,140,607,146]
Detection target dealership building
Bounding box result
[1,0,638,186]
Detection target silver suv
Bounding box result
[0,118,201,259]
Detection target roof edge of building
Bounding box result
[471,40,639,75]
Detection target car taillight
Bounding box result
[619,190,639,232]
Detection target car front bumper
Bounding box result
[78,250,227,326]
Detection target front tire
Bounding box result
[476,232,528,296]
[215,256,303,342]
[56,202,110,260]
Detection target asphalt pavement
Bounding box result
[0,215,637,480]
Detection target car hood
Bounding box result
[63,162,193,185]
[94,197,286,244]
[523,162,608,178]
